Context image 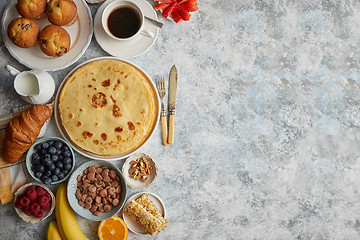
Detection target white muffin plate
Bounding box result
[1,0,93,71]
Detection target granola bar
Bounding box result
[124,201,163,235]
[135,194,167,231]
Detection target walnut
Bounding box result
[128,157,152,182]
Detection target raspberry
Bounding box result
[15,198,22,208]
[19,196,30,207]
[15,193,25,208]
[37,195,50,208]
[30,202,40,213]
[36,187,47,197]
[44,193,51,202]
[33,209,44,218]
[42,201,52,211]
[22,205,32,216]
[26,188,37,202]
[27,185,36,192]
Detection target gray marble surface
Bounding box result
[1,0,360,239]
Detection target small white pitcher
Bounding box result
[6,65,55,105]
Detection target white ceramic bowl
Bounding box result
[122,153,158,189]
[26,137,75,185]
[67,160,127,221]
[14,182,55,223]
[54,57,160,161]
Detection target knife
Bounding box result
[168,65,178,145]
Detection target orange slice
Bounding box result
[98,216,128,240]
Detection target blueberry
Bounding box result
[56,161,63,169]
[41,142,49,149]
[63,150,71,158]
[44,154,51,159]
[58,172,65,179]
[48,140,54,146]
[34,144,42,152]
[37,164,45,173]
[31,166,37,173]
[64,163,72,171]
[54,141,63,150]
[41,149,47,155]
[62,146,69,151]
[53,168,61,176]
[51,175,59,182]
[31,154,41,165]
[32,153,40,161]
[43,158,52,166]
[44,169,51,177]
[61,169,68,175]
[43,177,52,185]
[48,147,57,155]
[51,155,59,162]
[63,157,71,165]
[35,172,42,178]
[57,150,62,155]
[48,163,56,171]
[59,155,64,160]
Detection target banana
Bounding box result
[47,221,63,240]
[55,184,67,240]
[56,183,89,240]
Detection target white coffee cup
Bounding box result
[102,0,154,41]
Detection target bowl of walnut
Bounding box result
[67,160,127,221]
[122,153,158,189]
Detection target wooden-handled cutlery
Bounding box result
[167,65,178,145]
[156,75,168,146]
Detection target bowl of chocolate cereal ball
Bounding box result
[66,160,127,221]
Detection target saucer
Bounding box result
[94,0,159,58]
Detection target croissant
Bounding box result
[2,105,52,163]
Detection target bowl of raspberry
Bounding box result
[14,182,55,223]
[26,137,75,185]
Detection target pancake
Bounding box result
[59,59,157,156]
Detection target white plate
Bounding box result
[122,192,166,235]
[1,0,93,71]
[54,57,160,161]
[122,153,158,189]
[94,0,159,58]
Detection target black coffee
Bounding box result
[107,7,141,39]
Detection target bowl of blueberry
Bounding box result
[26,137,75,185]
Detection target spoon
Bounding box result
[85,0,104,3]
[145,16,163,28]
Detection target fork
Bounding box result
[156,75,168,146]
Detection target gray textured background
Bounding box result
[1,0,360,239]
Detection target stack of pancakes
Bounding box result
[59,60,158,156]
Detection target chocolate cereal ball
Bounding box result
[7,17,40,48]
[38,25,70,57]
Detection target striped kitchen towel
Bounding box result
[0,103,54,204]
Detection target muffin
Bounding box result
[38,25,70,57]
[46,0,77,26]
[7,18,40,48]
[16,0,47,19]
